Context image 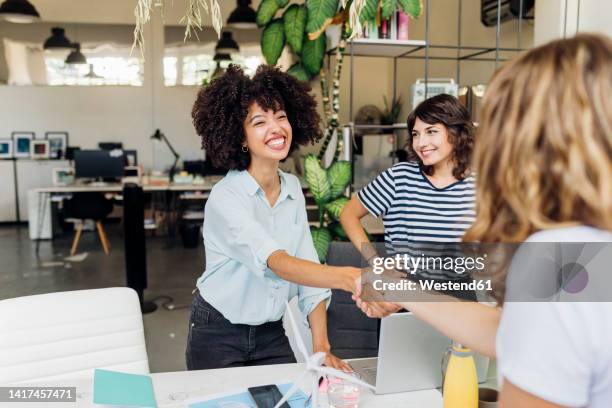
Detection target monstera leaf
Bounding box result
[381,0,397,19]
[398,0,424,18]
[360,0,379,23]
[302,33,326,76]
[283,4,307,55]
[327,160,351,199]
[276,0,290,6]
[256,0,279,27]
[306,0,339,35]
[287,63,311,82]
[261,19,285,65]
[305,154,331,205]
[325,197,349,221]
[311,226,332,263]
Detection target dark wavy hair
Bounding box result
[191,64,323,170]
[406,94,474,179]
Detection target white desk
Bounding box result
[28,181,217,240]
[17,363,442,407]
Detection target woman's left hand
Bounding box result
[314,346,353,372]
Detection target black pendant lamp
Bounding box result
[44,27,73,50]
[0,0,40,23]
[227,0,256,29]
[65,43,87,65]
[215,31,239,54]
[213,53,231,62]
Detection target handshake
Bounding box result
[342,265,405,319]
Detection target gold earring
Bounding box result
[242,145,248,153]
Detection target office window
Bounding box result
[43,43,144,86]
[163,43,264,86]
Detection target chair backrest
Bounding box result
[326,242,380,359]
[64,192,114,220]
[0,288,149,385]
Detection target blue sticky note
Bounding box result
[93,369,157,407]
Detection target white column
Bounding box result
[535,0,612,45]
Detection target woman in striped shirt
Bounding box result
[340,94,475,282]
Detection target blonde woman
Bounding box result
[355,34,612,407]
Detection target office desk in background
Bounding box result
[28,181,218,241]
[17,363,442,408]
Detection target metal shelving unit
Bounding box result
[333,0,531,188]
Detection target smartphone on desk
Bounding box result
[247,385,290,408]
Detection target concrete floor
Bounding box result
[0,223,203,373]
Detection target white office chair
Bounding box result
[0,287,150,385]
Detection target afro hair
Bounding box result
[191,64,323,170]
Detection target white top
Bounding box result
[497,226,612,407]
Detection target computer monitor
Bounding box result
[74,150,125,181]
[183,160,205,176]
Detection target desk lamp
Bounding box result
[150,129,180,182]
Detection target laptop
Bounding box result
[351,312,490,395]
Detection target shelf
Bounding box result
[330,38,524,61]
[342,38,427,58]
[353,123,407,130]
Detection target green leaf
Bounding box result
[302,33,326,76]
[287,63,311,82]
[306,0,339,35]
[283,4,307,55]
[261,19,285,65]
[327,160,351,199]
[276,0,290,7]
[328,221,348,240]
[397,0,423,18]
[311,226,332,263]
[359,0,379,23]
[325,197,349,220]
[381,0,396,19]
[256,0,279,27]
[304,154,331,205]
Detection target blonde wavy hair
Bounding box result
[464,33,612,243]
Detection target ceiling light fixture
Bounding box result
[43,27,73,50]
[65,43,87,65]
[0,0,40,23]
[227,0,257,29]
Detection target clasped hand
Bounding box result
[351,265,403,318]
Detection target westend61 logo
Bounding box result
[371,253,487,275]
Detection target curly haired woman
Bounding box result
[186,65,359,371]
[356,34,612,407]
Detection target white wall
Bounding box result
[535,0,612,45]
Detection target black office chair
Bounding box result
[63,193,114,256]
[326,242,380,359]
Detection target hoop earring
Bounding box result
[241,145,248,153]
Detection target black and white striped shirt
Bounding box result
[358,161,476,280]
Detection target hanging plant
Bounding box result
[132,0,223,57]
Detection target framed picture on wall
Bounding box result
[30,140,50,159]
[12,132,34,158]
[45,131,69,159]
[0,140,13,159]
[52,167,75,186]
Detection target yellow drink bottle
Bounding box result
[443,342,478,408]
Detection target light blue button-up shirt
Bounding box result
[197,169,331,326]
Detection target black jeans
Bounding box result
[185,292,297,370]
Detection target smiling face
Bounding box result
[411,117,454,169]
[243,101,292,166]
